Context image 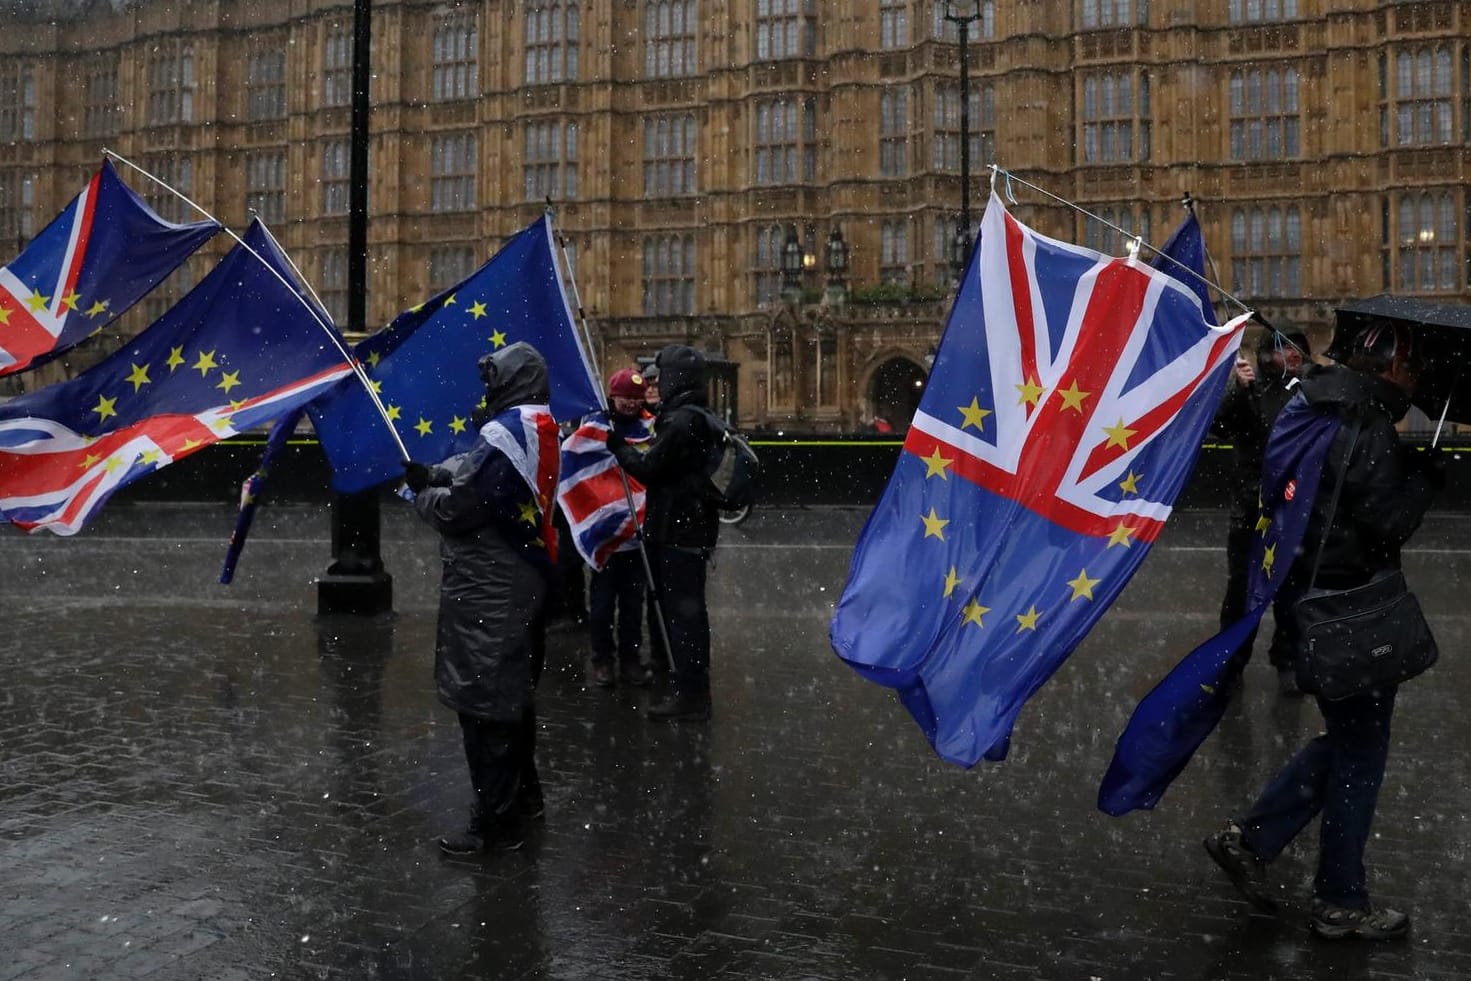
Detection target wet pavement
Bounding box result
[5,502,1471,980]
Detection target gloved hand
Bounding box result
[470,403,492,429]
[403,461,432,493]
[604,428,627,454]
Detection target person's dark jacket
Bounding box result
[1291,364,1438,589]
[413,342,554,721]
[1213,374,1300,522]
[610,344,720,550]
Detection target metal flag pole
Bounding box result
[1433,388,1455,448]
[546,205,677,674]
[103,148,409,462]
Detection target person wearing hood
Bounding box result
[605,344,720,721]
[1203,320,1442,941]
[402,341,562,854]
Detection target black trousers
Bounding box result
[1221,520,1296,670]
[588,550,646,668]
[648,544,711,701]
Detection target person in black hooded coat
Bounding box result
[607,344,720,720]
[403,341,559,854]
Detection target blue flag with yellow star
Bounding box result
[0,220,352,535]
[829,195,1251,767]
[1098,396,1340,814]
[0,159,219,377]
[308,215,600,493]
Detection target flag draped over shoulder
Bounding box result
[0,160,219,376]
[1098,397,1340,814]
[557,412,652,570]
[0,220,352,535]
[829,195,1251,767]
[308,215,601,493]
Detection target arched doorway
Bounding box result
[867,357,927,432]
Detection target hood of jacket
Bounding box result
[479,341,551,416]
[653,344,707,409]
[1297,363,1412,424]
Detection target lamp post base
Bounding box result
[316,571,394,616]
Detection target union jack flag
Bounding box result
[480,403,564,562]
[0,220,352,535]
[556,412,653,570]
[0,160,218,376]
[831,195,1251,767]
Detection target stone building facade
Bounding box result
[2,0,1468,429]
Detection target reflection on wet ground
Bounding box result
[3,504,1471,979]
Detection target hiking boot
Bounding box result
[437,809,524,855]
[647,694,710,722]
[1204,821,1278,913]
[1276,667,1301,697]
[1310,901,1409,941]
[591,662,615,688]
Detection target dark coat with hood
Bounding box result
[1213,374,1300,522]
[413,342,554,722]
[610,344,720,550]
[1291,364,1437,590]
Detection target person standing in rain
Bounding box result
[588,367,656,689]
[606,344,719,721]
[402,341,561,854]
[1204,321,1442,940]
[1212,327,1313,695]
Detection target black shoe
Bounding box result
[1310,901,1409,941]
[591,662,615,688]
[1277,668,1302,697]
[438,809,524,855]
[647,695,710,722]
[622,663,654,687]
[519,794,546,821]
[1204,821,1278,913]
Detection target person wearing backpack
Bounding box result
[606,344,720,721]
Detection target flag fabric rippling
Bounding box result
[830,195,1250,767]
[557,412,652,570]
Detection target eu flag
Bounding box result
[308,215,601,493]
[1149,210,1217,327]
[0,160,219,376]
[1097,397,1340,814]
[0,220,352,535]
[830,195,1251,767]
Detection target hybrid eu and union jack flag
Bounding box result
[0,220,352,535]
[830,195,1251,767]
[557,412,653,570]
[0,160,219,377]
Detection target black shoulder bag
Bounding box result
[1292,420,1438,700]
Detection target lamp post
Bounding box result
[944,0,982,282]
[780,224,804,303]
[824,224,848,304]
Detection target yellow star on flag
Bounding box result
[518,500,540,525]
[59,291,82,312]
[415,417,433,436]
[193,350,218,376]
[86,299,110,317]
[1057,380,1091,413]
[125,363,151,391]
[921,507,949,541]
[958,397,993,432]
[942,566,963,598]
[449,416,467,434]
[1016,605,1042,632]
[961,598,990,627]
[445,293,457,306]
[1118,470,1141,495]
[469,301,488,319]
[1015,376,1045,408]
[139,448,163,466]
[1262,543,1276,577]
[180,438,202,452]
[386,404,402,421]
[921,447,953,479]
[216,370,241,394]
[0,304,11,326]
[490,329,508,348]
[1255,514,1271,535]
[1106,523,1137,548]
[92,394,117,421]
[25,290,50,312]
[1066,569,1101,601]
[369,378,383,394]
[103,455,125,473]
[78,452,101,470]
[367,350,381,368]
[165,346,185,371]
[1103,418,1137,450]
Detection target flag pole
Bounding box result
[546,203,677,674]
[102,147,409,462]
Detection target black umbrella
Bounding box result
[1330,294,1471,427]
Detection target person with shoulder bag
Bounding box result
[1203,320,1442,941]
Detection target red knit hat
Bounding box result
[608,368,647,399]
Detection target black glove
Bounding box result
[403,461,432,493]
[470,401,492,429]
[605,428,627,454]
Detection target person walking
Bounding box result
[606,345,719,721]
[588,367,656,689]
[1203,321,1442,940]
[1213,327,1313,695]
[403,341,561,855]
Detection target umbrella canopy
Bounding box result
[1331,295,1471,425]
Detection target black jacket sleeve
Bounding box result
[611,406,707,487]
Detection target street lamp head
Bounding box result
[825,225,848,278]
[951,225,972,276]
[942,0,982,22]
[781,226,803,277]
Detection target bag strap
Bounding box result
[1306,417,1363,589]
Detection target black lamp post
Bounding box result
[824,224,848,303]
[944,0,982,281]
[781,225,804,302]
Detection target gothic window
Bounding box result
[1082,71,1150,163]
[526,1,580,84]
[432,10,478,101]
[645,0,696,78]
[643,114,696,196]
[642,234,696,316]
[1231,204,1302,297]
[431,132,477,211]
[1229,67,1300,160]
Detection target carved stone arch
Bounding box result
[858,347,928,432]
